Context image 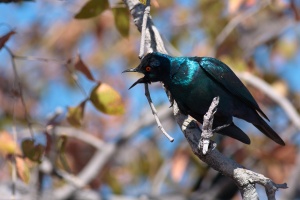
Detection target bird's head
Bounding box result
[123,52,171,89]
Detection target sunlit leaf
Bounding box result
[139,0,146,5]
[0,131,18,155]
[112,6,130,37]
[74,55,95,81]
[74,0,109,19]
[90,83,125,115]
[272,80,288,97]
[21,139,45,163]
[15,157,30,183]
[0,31,15,50]
[66,100,86,127]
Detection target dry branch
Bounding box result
[123,0,288,199]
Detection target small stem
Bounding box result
[14,55,66,63]
[144,84,174,142]
[64,63,89,99]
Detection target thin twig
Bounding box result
[4,45,34,138]
[144,84,174,142]
[138,0,173,142]
[11,100,17,199]
[14,55,66,63]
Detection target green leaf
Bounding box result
[66,100,86,127]
[21,139,45,163]
[74,0,109,19]
[112,6,130,37]
[90,83,125,115]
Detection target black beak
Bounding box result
[122,68,138,73]
[128,77,149,89]
[123,66,148,89]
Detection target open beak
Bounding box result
[128,77,149,89]
[123,67,148,89]
[122,68,137,73]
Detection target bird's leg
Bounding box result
[199,97,220,155]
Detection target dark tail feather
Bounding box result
[218,123,251,144]
[253,119,285,146]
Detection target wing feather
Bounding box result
[194,57,269,121]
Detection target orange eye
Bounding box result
[145,66,151,72]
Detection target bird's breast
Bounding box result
[164,66,234,120]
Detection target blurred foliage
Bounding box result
[0,0,300,199]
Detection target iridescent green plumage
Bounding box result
[124,52,285,145]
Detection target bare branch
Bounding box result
[144,84,174,142]
[139,0,150,59]
[135,0,173,142]
[238,72,300,135]
[124,0,288,198]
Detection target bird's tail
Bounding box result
[253,119,285,146]
[218,123,251,144]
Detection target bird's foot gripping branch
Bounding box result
[199,96,219,155]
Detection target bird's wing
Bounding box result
[195,57,269,121]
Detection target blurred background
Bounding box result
[0,0,300,199]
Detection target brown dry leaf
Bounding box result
[271,145,296,164]
[0,131,18,155]
[267,163,286,183]
[152,0,159,7]
[90,83,125,115]
[228,0,244,15]
[171,150,189,182]
[74,55,95,81]
[0,30,15,50]
[16,157,30,183]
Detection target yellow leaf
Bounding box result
[90,83,125,115]
[66,100,86,127]
[0,131,18,155]
[139,0,146,5]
